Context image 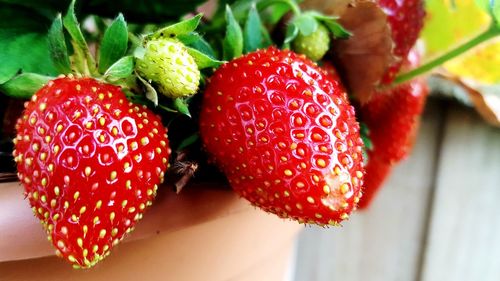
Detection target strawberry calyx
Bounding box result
[279,5,351,60]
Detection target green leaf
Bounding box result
[264,2,291,25]
[98,14,128,74]
[322,20,351,38]
[310,13,351,38]
[491,0,500,26]
[48,14,71,74]
[0,3,58,84]
[173,98,191,117]
[475,0,489,11]
[359,122,373,150]
[422,0,490,57]
[186,47,224,69]
[177,133,200,151]
[149,14,203,40]
[103,56,134,81]
[244,4,268,53]
[178,32,217,58]
[284,23,299,46]
[475,0,500,23]
[223,5,243,60]
[294,14,318,36]
[137,74,159,106]
[0,73,52,99]
[133,46,146,60]
[62,0,97,75]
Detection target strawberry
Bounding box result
[12,76,171,268]
[199,47,364,226]
[292,23,331,62]
[378,0,426,83]
[356,151,392,209]
[136,38,200,98]
[358,50,428,209]
[361,51,428,164]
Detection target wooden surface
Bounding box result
[293,99,500,281]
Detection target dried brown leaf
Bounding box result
[436,72,500,127]
[328,1,395,103]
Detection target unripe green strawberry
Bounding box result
[136,38,200,98]
[292,24,330,61]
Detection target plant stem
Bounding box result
[394,24,500,85]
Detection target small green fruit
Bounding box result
[137,38,200,98]
[292,24,330,61]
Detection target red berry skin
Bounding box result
[362,73,428,164]
[358,50,428,209]
[378,0,426,83]
[13,77,171,268]
[200,47,364,226]
[357,151,393,209]
[362,49,428,164]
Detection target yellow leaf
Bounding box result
[443,37,500,84]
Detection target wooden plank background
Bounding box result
[293,99,500,281]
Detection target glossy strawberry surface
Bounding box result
[200,48,364,226]
[379,0,426,83]
[13,77,171,268]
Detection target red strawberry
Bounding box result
[361,81,427,163]
[199,47,364,226]
[356,151,392,209]
[358,51,428,209]
[13,76,171,268]
[378,0,426,83]
[361,64,428,163]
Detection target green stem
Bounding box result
[128,32,142,49]
[394,24,500,85]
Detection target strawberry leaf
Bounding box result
[0,73,52,99]
[62,0,97,75]
[310,12,351,38]
[223,5,243,60]
[98,14,128,74]
[137,74,159,106]
[244,4,269,53]
[103,56,134,82]
[186,47,224,69]
[491,0,500,27]
[476,0,500,26]
[173,98,191,117]
[293,14,318,36]
[177,133,200,151]
[0,3,58,84]
[149,14,203,40]
[48,14,71,74]
[178,32,217,58]
[359,122,373,150]
[284,23,299,46]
